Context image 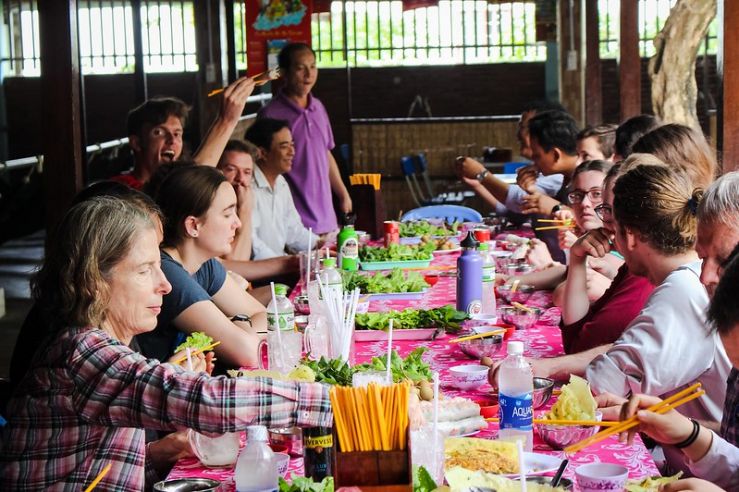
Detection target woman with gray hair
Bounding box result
[0,197,332,490]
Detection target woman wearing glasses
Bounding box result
[558,162,654,354]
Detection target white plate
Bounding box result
[504,452,562,477]
[433,246,462,255]
[353,327,438,341]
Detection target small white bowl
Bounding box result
[273,452,290,477]
[468,314,498,327]
[449,364,489,391]
[188,431,240,467]
[575,463,628,492]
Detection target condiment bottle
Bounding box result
[234,425,278,492]
[456,231,482,316]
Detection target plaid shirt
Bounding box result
[722,367,739,447]
[0,328,332,491]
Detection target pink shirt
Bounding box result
[259,91,337,233]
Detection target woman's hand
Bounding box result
[526,238,554,270]
[619,394,694,445]
[169,349,216,375]
[147,430,195,475]
[455,156,486,181]
[661,478,726,492]
[570,228,614,261]
[594,392,628,421]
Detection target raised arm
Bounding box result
[193,77,256,166]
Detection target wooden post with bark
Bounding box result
[648,0,716,128]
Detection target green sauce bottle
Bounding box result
[337,214,359,271]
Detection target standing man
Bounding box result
[258,43,352,234]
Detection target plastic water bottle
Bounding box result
[497,341,534,451]
[479,242,497,315]
[267,284,294,332]
[235,425,278,492]
[456,231,482,316]
[319,257,343,299]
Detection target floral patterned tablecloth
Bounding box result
[168,247,659,490]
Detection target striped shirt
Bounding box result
[0,327,332,491]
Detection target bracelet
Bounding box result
[675,418,700,449]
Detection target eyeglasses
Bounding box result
[594,204,613,221]
[567,188,603,204]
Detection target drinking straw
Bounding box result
[511,279,520,292]
[432,371,440,479]
[386,319,394,384]
[517,439,527,492]
[269,282,286,370]
[185,347,194,371]
[83,463,112,492]
[305,227,313,287]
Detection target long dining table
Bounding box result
[167,238,660,490]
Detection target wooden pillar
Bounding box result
[718,0,739,172]
[619,0,641,121]
[38,0,85,231]
[585,0,602,124]
[559,0,585,125]
[194,0,225,143]
[131,0,148,103]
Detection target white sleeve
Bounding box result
[251,214,284,260]
[503,174,564,213]
[586,269,712,398]
[503,185,528,213]
[688,431,739,489]
[534,174,564,196]
[283,190,319,253]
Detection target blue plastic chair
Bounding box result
[503,161,529,174]
[401,205,482,223]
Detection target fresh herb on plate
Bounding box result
[413,465,438,492]
[355,347,432,383]
[359,243,435,262]
[300,356,356,386]
[278,475,334,492]
[354,305,468,332]
[342,268,429,294]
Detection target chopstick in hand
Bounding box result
[173,341,222,365]
[564,382,704,454]
[207,69,281,97]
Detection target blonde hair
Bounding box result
[32,197,155,328]
[613,156,702,255]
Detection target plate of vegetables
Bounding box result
[342,268,429,300]
[354,305,468,341]
[359,243,434,271]
[399,220,461,244]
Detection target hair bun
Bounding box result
[687,188,704,216]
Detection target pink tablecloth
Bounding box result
[168,249,659,489]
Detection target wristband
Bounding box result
[674,418,700,449]
[231,314,252,327]
[475,170,490,183]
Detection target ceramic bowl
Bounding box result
[575,463,629,492]
[537,412,603,450]
[449,364,489,391]
[500,305,542,330]
[188,431,240,467]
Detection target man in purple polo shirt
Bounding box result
[258,42,352,234]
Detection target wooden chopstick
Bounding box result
[564,383,704,454]
[207,69,278,97]
[538,219,572,223]
[174,341,222,364]
[511,301,536,313]
[535,224,575,231]
[448,329,507,344]
[485,417,620,427]
[84,463,112,492]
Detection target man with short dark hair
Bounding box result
[245,118,320,259]
[258,43,352,234]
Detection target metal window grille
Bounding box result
[311,1,544,67]
[599,0,717,59]
[234,1,247,71]
[0,0,197,77]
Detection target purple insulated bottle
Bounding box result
[457,231,483,316]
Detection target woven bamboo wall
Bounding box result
[351,118,519,219]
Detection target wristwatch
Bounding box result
[475,170,489,183]
[551,204,562,215]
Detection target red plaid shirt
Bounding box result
[0,327,332,491]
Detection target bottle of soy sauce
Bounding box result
[302,426,333,481]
